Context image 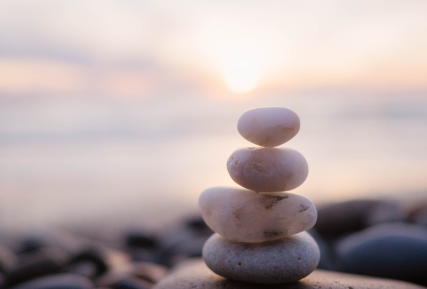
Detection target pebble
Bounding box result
[153,258,426,289]
[227,147,308,192]
[67,248,109,278]
[315,200,405,239]
[6,247,67,287]
[237,107,300,147]
[125,231,159,250]
[336,223,427,285]
[199,187,317,243]
[10,274,93,289]
[202,232,319,284]
[158,215,213,266]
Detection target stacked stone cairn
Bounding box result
[199,107,320,284]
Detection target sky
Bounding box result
[1,0,427,98]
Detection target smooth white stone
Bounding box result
[202,232,320,284]
[227,147,308,192]
[199,187,317,243]
[237,107,300,147]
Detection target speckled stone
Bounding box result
[227,147,308,192]
[237,107,300,147]
[199,187,317,243]
[153,259,425,289]
[202,232,319,284]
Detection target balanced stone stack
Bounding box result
[199,107,320,284]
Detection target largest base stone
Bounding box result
[203,232,320,284]
[153,259,426,289]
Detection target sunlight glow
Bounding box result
[223,53,260,93]
[195,18,277,95]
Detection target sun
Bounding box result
[223,60,260,94]
[222,50,261,94]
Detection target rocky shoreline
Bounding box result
[0,198,425,288]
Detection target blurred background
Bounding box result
[1,0,427,232]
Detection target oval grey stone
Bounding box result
[202,232,320,284]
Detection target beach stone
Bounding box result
[199,187,316,243]
[158,215,213,266]
[227,147,308,192]
[202,232,319,284]
[126,231,159,250]
[336,223,427,285]
[153,259,425,289]
[315,200,405,239]
[6,247,67,286]
[306,229,337,271]
[237,107,300,147]
[10,274,93,289]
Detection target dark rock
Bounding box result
[67,248,108,278]
[158,215,213,266]
[127,248,164,265]
[67,246,129,279]
[6,247,68,287]
[336,223,427,285]
[306,229,337,270]
[66,261,98,279]
[153,259,425,289]
[111,276,153,289]
[10,274,92,289]
[16,236,46,255]
[126,231,159,250]
[315,200,405,239]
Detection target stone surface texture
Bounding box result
[237,107,300,147]
[153,259,425,289]
[202,232,319,284]
[199,187,317,243]
[227,147,308,192]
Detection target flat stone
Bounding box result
[336,223,427,285]
[202,232,319,284]
[153,259,425,289]
[227,147,308,192]
[237,107,300,147]
[199,187,317,243]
